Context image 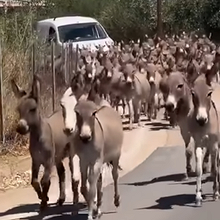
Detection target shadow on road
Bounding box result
[37,214,87,220]
[121,173,194,186]
[135,194,196,210]
[170,175,212,186]
[145,121,172,131]
[123,120,171,131]
[0,202,87,220]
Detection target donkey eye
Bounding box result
[207,91,212,97]
[177,84,183,89]
[30,108,36,113]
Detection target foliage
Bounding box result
[99,0,157,41]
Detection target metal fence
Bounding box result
[0,40,78,150]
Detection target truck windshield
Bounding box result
[58,22,107,43]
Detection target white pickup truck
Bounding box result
[36,16,114,52]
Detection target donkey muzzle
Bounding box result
[80,124,92,143]
[196,117,208,126]
[107,71,112,78]
[196,107,208,126]
[165,102,174,112]
[63,127,74,136]
[80,134,92,143]
[149,76,155,84]
[165,95,177,112]
[16,119,29,135]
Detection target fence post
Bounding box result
[51,40,56,113]
[62,42,67,85]
[66,43,70,85]
[0,39,5,146]
[69,42,73,84]
[75,44,79,75]
[32,43,36,76]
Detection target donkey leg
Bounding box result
[87,162,102,220]
[195,146,203,207]
[203,148,210,174]
[56,161,66,206]
[69,155,79,205]
[79,159,89,204]
[114,97,120,113]
[122,98,126,119]
[127,99,134,130]
[93,173,103,219]
[31,160,42,200]
[132,98,141,125]
[147,103,153,121]
[40,164,52,211]
[180,127,193,179]
[211,143,220,201]
[111,158,120,208]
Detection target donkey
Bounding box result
[11,75,79,211]
[187,64,220,206]
[165,71,196,179]
[73,100,123,220]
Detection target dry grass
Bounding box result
[1,46,31,154]
[1,44,67,155]
[0,36,67,156]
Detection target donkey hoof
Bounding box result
[183,174,189,181]
[195,198,202,207]
[97,209,102,219]
[186,167,194,178]
[93,208,102,219]
[57,197,65,206]
[73,196,79,205]
[87,215,93,220]
[114,195,120,207]
[203,165,210,174]
[40,201,48,212]
[213,192,219,201]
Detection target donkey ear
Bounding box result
[11,79,26,99]
[206,63,219,86]
[30,74,41,103]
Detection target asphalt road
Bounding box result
[1,146,218,220]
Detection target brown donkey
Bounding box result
[11,75,79,211]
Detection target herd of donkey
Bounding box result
[9,32,220,219]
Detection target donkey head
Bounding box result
[121,63,135,89]
[60,87,78,136]
[11,74,41,135]
[60,74,84,136]
[190,63,218,126]
[74,100,99,143]
[165,71,188,112]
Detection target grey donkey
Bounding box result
[165,63,219,183]
[187,66,220,206]
[72,100,123,220]
[11,75,79,211]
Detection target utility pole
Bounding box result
[157,0,163,38]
